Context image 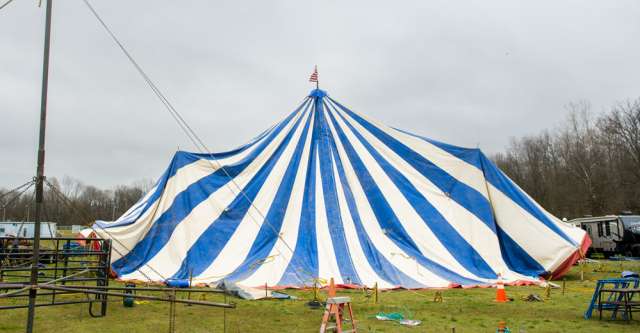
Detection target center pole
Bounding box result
[26,1,53,332]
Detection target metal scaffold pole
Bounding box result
[26,0,53,332]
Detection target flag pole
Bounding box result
[309,65,319,90]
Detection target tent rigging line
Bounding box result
[1,181,34,244]
[81,0,308,285]
[0,0,15,11]
[1,181,35,216]
[0,180,35,203]
[15,188,37,238]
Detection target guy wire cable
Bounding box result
[1,182,35,218]
[0,180,35,202]
[81,0,311,285]
[0,0,15,12]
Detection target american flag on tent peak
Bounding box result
[309,66,318,82]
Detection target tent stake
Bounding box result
[374,282,378,304]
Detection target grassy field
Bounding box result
[1,260,639,332]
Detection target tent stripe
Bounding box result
[100,101,306,231]
[479,155,576,245]
[326,115,457,287]
[325,105,483,285]
[237,112,317,286]
[327,101,496,279]
[329,98,497,234]
[221,106,315,283]
[278,103,322,285]
[316,104,362,285]
[395,128,575,246]
[168,107,312,279]
[330,150,396,287]
[326,112,425,288]
[496,225,546,276]
[112,104,309,275]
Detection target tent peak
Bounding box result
[309,88,327,98]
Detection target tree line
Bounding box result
[0,176,153,226]
[492,98,640,219]
[1,97,638,225]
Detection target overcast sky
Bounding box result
[2,0,639,189]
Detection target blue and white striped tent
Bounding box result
[95,89,589,289]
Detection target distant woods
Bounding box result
[1,98,639,225]
[493,98,640,219]
[0,176,153,226]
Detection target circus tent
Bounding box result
[94,88,589,289]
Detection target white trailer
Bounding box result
[569,215,640,256]
[0,221,57,238]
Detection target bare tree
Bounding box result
[599,98,640,181]
[494,98,639,218]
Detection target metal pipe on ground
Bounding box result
[0,287,32,298]
[50,285,225,293]
[39,285,235,308]
[0,300,104,310]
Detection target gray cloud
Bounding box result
[2,0,639,188]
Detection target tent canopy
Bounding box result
[95,89,588,288]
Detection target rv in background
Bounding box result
[568,215,640,257]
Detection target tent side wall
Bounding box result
[478,152,589,279]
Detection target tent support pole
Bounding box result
[26,1,53,332]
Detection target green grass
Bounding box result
[1,261,639,332]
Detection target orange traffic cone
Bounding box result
[495,274,509,303]
[328,277,336,298]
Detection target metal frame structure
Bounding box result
[0,236,235,327]
[0,237,111,316]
